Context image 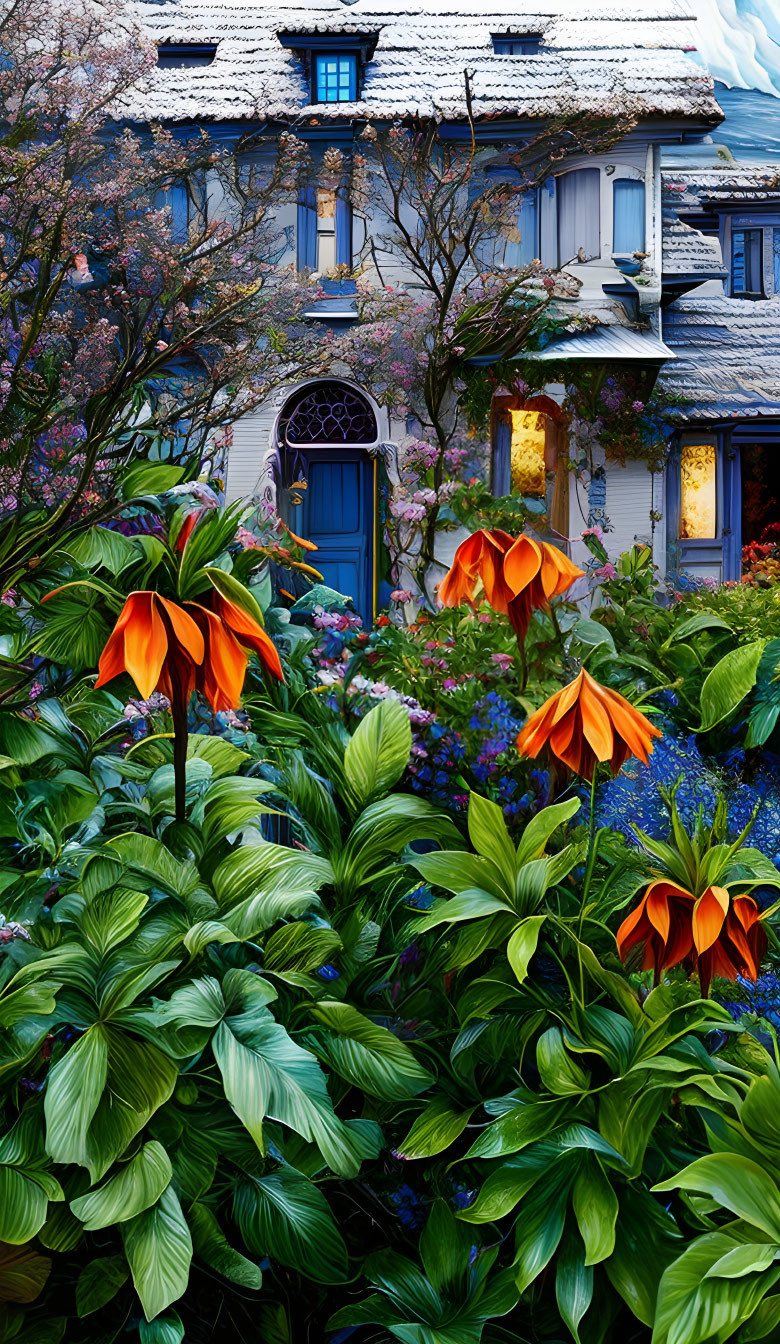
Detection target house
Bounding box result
[130,0,777,614]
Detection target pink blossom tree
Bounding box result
[0,0,327,595]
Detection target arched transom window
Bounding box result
[278,381,378,448]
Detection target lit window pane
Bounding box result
[680,443,716,539]
[510,410,546,495]
[732,228,763,295]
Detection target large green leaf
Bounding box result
[411,850,509,901]
[556,1230,594,1344]
[572,1159,618,1265]
[189,1202,263,1290]
[121,1186,192,1322]
[515,797,581,865]
[71,1141,172,1231]
[233,1167,347,1283]
[304,1001,434,1101]
[467,791,517,881]
[344,699,412,807]
[75,1255,129,1317]
[0,1165,62,1245]
[507,916,546,985]
[0,1240,52,1303]
[212,1013,360,1177]
[397,1098,475,1160]
[652,1230,780,1344]
[699,640,765,732]
[44,1027,108,1169]
[654,1153,780,1242]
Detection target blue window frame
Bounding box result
[612,179,645,254]
[314,52,357,103]
[732,228,764,297]
[491,34,543,54]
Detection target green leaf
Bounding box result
[572,1159,619,1265]
[654,1154,780,1242]
[304,1001,434,1101]
[83,1030,178,1183]
[212,1015,360,1177]
[44,1027,108,1169]
[397,1098,475,1160]
[513,1160,572,1292]
[120,462,185,500]
[0,1240,52,1303]
[652,1230,780,1344]
[468,792,517,882]
[515,797,581,866]
[139,1311,185,1344]
[507,916,546,985]
[672,611,732,640]
[70,1141,172,1231]
[738,1295,780,1342]
[537,1028,591,1097]
[556,1230,594,1344]
[344,698,412,807]
[419,1200,473,1298]
[121,1186,192,1322]
[699,640,765,732]
[75,1256,129,1317]
[605,1193,685,1327]
[411,849,509,901]
[571,618,616,654]
[234,1167,347,1283]
[189,1202,262,1289]
[64,527,139,574]
[0,1165,62,1245]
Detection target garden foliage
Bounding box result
[0,495,779,1344]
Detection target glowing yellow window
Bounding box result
[510,410,546,495]
[680,442,716,539]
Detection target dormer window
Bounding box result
[157,42,217,68]
[728,215,780,300]
[315,52,357,103]
[278,31,378,105]
[491,33,544,55]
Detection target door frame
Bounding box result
[666,427,741,583]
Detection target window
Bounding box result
[557,168,601,263]
[732,228,764,298]
[314,51,357,102]
[491,33,544,54]
[157,43,217,68]
[510,411,547,494]
[680,443,717,539]
[613,179,645,254]
[279,382,377,447]
[297,185,352,272]
[505,190,539,267]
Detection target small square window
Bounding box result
[314,51,357,103]
[491,34,544,55]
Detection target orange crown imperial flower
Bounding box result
[95,589,283,712]
[437,529,585,641]
[617,881,766,998]
[517,667,662,780]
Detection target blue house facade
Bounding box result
[132,0,780,611]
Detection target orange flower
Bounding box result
[690,887,766,997]
[283,524,318,552]
[96,590,283,713]
[517,667,662,779]
[185,593,283,711]
[438,529,584,640]
[96,592,204,702]
[616,880,695,980]
[617,882,766,997]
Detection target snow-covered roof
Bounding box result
[662,211,726,278]
[128,0,721,125]
[663,161,780,207]
[660,293,780,418]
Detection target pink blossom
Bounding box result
[491,653,513,670]
[581,526,604,542]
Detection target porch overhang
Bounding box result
[524,325,676,364]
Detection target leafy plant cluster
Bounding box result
[0,501,779,1343]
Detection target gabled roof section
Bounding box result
[127,0,721,125]
[663,161,780,209]
[660,294,780,420]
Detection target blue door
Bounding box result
[296,449,375,621]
